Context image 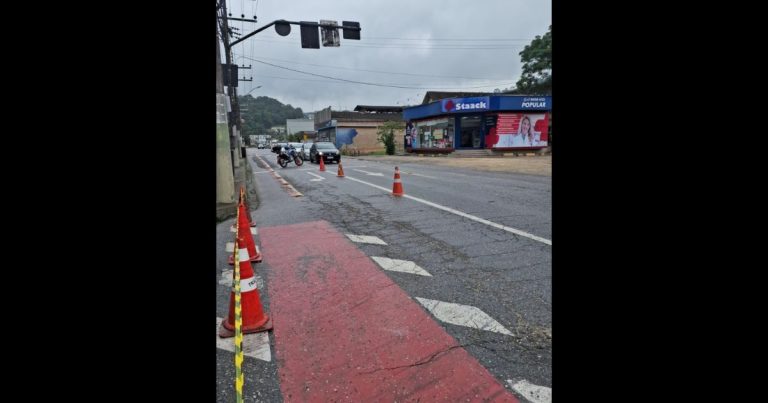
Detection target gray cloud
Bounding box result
[224,0,551,112]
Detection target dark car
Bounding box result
[271,143,288,154]
[310,142,341,164]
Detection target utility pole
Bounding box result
[216,6,361,212]
[218,0,245,173]
[215,8,236,207]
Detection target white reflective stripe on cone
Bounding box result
[239,276,258,292]
[238,248,250,262]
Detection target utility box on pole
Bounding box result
[221,64,239,87]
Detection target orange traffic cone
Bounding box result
[219,243,273,338]
[319,154,326,171]
[337,161,345,177]
[392,166,404,196]
[228,203,263,265]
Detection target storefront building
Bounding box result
[402,95,552,153]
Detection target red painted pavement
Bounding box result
[260,220,518,402]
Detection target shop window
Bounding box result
[413,118,454,149]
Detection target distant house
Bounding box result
[314,105,404,153]
[269,125,286,136]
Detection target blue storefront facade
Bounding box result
[402,95,552,153]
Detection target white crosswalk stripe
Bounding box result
[507,379,551,403]
[345,234,387,245]
[371,257,432,276]
[216,317,271,362]
[415,297,513,336]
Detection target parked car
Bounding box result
[310,142,341,164]
[271,143,288,154]
[299,142,313,161]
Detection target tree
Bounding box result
[516,25,551,95]
[377,121,403,155]
[237,95,304,137]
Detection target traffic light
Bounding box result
[342,21,360,40]
[300,21,320,49]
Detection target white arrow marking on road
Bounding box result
[306,172,326,181]
[411,173,437,179]
[216,317,271,362]
[401,170,437,179]
[371,257,432,276]
[415,297,513,336]
[352,169,384,176]
[507,379,551,403]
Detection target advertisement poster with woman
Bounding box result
[489,113,549,148]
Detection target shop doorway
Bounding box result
[459,115,483,148]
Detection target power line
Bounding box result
[234,55,508,81]
[252,74,514,89]
[244,57,517,90]
[245,37,527,50]
[364,36,535,41]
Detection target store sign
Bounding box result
[441,97,489,113]
[520,97,548,109]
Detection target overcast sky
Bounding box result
[223,0,551,113]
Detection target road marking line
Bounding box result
[341,174,551,245]
[507,379,551,403]
[345,234,387,245]
[253,154,303,197]
[216,317,271,362]
[295,165,366,171]
[306,172,325,181]
[371,257,432,276]
[415,297,513,336]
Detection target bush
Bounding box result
[377,121,403,156]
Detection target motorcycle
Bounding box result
[277,146,304,168]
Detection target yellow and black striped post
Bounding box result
[233,207,244,403]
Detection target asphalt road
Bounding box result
[216,148,551,402]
